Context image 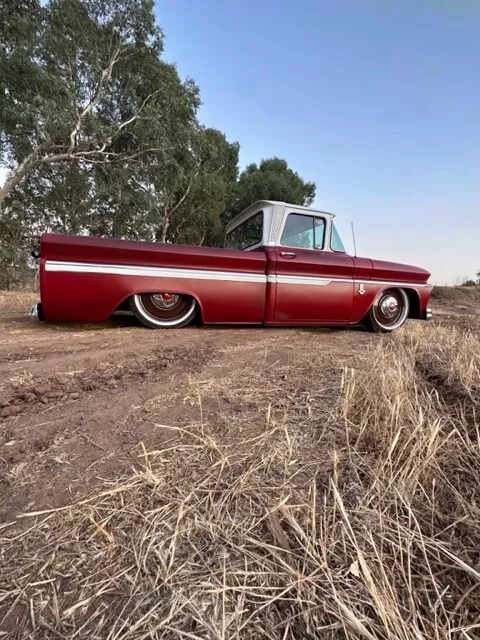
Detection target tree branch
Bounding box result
[156,169,199,243]
[167,169,198,218]
[0,145,44,206]
[0,142,174,206]
[117,90,162,132]
[67,44,123,154]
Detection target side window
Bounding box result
[226,211,263,250]
[280,214,325,249]
[331,223,346,252]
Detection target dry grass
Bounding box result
[1,324,480,639]
[432,285,480,304]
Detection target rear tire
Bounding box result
[366,289,409,333]
[129,293,196,329]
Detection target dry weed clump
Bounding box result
[1,324,480,639]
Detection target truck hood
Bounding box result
[370,258,431,284]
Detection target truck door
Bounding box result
[272,211,355,324]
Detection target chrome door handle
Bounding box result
[279,251,296,258]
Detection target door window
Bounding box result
[280,214,325,249]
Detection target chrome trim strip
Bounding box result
[270,275,428,288]
[45,260,430,289]
[360,279,430,288]
[45,261,266,284]
[269,274,332,286]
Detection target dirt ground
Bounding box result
[0,289,477,523]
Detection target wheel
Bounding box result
[366,289,409,333]
[129,293,197,329]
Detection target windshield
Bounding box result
[225,211,263,250]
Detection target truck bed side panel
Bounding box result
[40,234,268,324]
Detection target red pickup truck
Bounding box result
[34,200,432,332]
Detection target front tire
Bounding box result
[366,289,409,333]
[129,293,197,329]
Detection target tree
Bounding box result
[0,0,318,290]
[227,157,316,219]
[163,128,239,246]
[0,0,199,207]
[0,0,213,284]
[93,125,239,245]
[0,216,31,290]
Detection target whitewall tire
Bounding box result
[129,293,197,329]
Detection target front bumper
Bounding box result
[423,307,433,321]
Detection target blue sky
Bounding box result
[156,0,479,284]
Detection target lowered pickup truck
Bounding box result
[34,200,432,332]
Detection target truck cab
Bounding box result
[224,200,432,330]
[225,200,345,253]
[225,201,357,325]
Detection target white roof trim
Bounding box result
[225,200,335,235]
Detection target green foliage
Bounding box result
[0,0,316,286]
[0,0,46,160]
[0,0,195,200]
[0,192,35,290]
[166,128,240,246]
[228,158,316,219]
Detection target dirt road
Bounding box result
[0,292,375,521]
[0,289,476,522]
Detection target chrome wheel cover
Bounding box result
[379,295,399,319]
[372,290,409,330]
[150,293,182,311]
[133,293,196,328]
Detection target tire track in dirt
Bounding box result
[0,292,376,521]
[0,346,214,419]
[0,294,279,519]
[0,342,218,520]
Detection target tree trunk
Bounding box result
[0,151,40,207]
[155,216,170,243]
[160,218,169,243]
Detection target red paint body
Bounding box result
[39,232,432,326]
[273,248,355,323]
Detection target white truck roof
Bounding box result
[225,200,335,235]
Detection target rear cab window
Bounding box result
[226,211,264,250]
[280,213,326,249]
